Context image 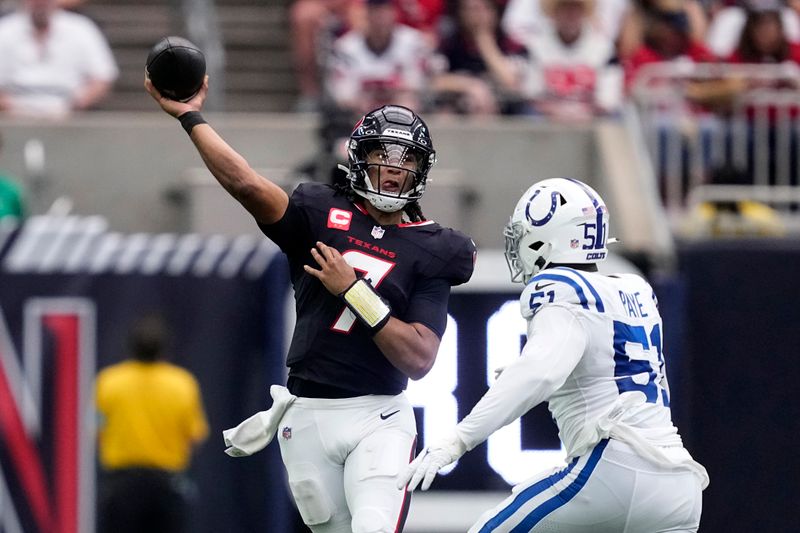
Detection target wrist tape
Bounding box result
[178,111,207,135]
[340,278,391,334]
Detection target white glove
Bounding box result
[397,430,467,492]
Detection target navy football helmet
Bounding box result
[346,105,436,212]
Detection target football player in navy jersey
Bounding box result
[146,76,475,533]
[399,178,708,532]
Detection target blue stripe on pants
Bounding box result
[478,440,609,533]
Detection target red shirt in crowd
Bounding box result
[624,41,716,89]
[394,0,444,33]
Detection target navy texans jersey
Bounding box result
[259,183,475,395]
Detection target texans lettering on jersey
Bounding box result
[259,183,475,395]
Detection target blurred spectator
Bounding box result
[501,0,630,43]
[715,7,800,186]
[618,0,708,60]
[290,0,444,113]
[0,0,118,119]
[95,313,209,533]
[0,133,25,220]
[522,0,624,121]
[433,0,528,114]
[395,0,446,37]
[706,0,800,58]
[624,6,715,87]
[325,0,438,113]
[289,0,362,112]
[726,2,800,62]
[680,164,786,237]
[624,5,717,200]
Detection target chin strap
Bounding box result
[339,278,391,335]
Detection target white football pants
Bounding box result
[277,393,417,533]
[470,439,704,533]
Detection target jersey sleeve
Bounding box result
[520,268,606,320]
[430,230,476,286]
[455,305,586,451]
[402,277,451,338]
[257,183,315,259]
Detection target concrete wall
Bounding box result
[0,113,603,247]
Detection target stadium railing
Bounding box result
[630,62,800,231]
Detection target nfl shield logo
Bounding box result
[371,226,385,239]
[570,239,580,249]
[281,426,292,440]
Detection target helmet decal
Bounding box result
[525,189,560,227]
[567,178,606,250]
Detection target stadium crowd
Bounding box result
[288,0,800,121]
[0,0,796,121]
[0,0,795,230]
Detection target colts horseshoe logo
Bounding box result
[525,189,560,227]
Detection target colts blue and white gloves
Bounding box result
[398,430,467,492]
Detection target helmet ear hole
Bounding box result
[558,194,567,206]
[529,241,545,251]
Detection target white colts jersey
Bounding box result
[520,267,681,460]
[459,266,707,532]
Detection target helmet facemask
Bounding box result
[504,221,553,284]
[348,139,432,213]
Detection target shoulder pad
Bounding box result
[411,223,476,285]
[435,230,476,286]
[622,273,659,310]
[520,267,606,319]
[291,182,336,208]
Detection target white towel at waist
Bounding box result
[222,385,296,457]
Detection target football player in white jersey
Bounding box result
[398,177,709,532]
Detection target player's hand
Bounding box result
[397,431,467,492]
[304,241,358,295]
[144,74,208,118]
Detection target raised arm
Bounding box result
[145,76,288,224]
[454,306,585,450]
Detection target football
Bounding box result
[145,36,206,102]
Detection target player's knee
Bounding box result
[351,507,392,533]
[287,466,334,526]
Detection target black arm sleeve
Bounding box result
[403,277,451,339]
